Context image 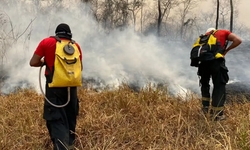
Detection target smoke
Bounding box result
[0,1,249,98]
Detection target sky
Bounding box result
[0,0,249,98]
[201,0,250,28]
[237,0,250,27]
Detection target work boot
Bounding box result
[201,106,213,119]
[213,115,226,121]
[201,106,209,114]
[210,109,226,121]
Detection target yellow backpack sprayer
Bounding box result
[39,36,82,108]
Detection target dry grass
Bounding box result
[0,85,250,150]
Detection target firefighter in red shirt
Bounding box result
[198,27,242,121]
[30,23,82,149]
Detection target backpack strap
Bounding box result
[50,36,61,42]
[224,39,229,50]
[50,35,75,44]
[209,30,217,35]
[211,30,227,50]
[45,36,62,83]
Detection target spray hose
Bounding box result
[39,66,70,108]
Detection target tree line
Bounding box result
[0,0,248,48]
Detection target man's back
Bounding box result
[205,28,242,55]
[29,23,82,149]
[213,30,231,48]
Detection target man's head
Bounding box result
[206,27,216,33]
[55,23,72,39]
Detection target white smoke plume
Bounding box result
[0,1,249,98]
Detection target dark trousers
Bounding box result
[198,59,229,115]
[44,83,79,150]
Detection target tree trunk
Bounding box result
[141,0,143,33]
[230,0,233,32]
[215,0,219,29]
[157,0,162,36]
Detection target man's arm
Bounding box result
[29,54,44,67]
[224,33,242,55]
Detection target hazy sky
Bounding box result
[238,0,250,27]
[202,0,250,28]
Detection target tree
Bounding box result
[156,0,178,36]
[213,0,239,30]
[230,0,233,32]
[127,0,142,31]
[177,0,200,39]
[215,0,219,29]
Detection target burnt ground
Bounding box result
[225,41,250,103]
[226,81,250,103]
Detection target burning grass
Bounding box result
[0,85,250,150]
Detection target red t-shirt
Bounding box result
[213,30,231,48]
[34,37,82,75]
